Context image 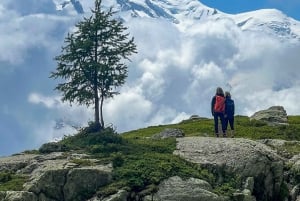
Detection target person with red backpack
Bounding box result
[211,87,226,137]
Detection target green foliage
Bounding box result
[123,115,300,140]
[97,136,215,196]
[213,175,241,197]
[0,171,28,191]
[39,142,69,153]
[59,127,125,153]
[279,182,289,201]
[112,152,125,168]
[50,0,137,128]
[22,149,39,154]
[36,114,300,199]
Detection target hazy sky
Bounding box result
[201,0,300,20]
[0,0,300,156]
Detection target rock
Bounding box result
[244,177,254,193]
[87,190,128,201]
[64,166,112,201]
[259,139,300,158]
[232,190,256,201]
[174,137,284,201]
[290,185,300,201]
[0,191,38,201]
[189,115,201,120]
[0,153,38,172]
[0,151,112,201]
[24,159,112,201]
[39,142,69,153]
[152,128,184,139]
[143,176,227,201]
[250,106,288,125]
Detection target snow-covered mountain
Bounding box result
[55,0,300,42]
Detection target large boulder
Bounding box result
[144,176,227,201]
[250,106,288,125]
[0,152,112,201]
[174,137,284,201]
[24,159,112,201]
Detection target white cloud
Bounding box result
[1,0,300,156]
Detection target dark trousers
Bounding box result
[225,116,234,130]
[213,112,226,134]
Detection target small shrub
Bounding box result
[39,142,69,153]
[0,171,28,191]
[112,153,124,168]
[59,127,124,151]
[0,172,12,183]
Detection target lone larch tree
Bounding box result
[51,0,137,131]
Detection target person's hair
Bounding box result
[225,91,231,98]
[216,87,224,96]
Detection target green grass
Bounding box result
[123,115,300,141]
[0,171,28,191]
[32,116,300,199]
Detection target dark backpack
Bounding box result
[225,99,234,116]
[214,95,225,113]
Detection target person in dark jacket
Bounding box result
[211,87,226,137]
[224,91,235,137]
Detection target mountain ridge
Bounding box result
[64,0,300,41]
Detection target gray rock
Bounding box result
[290,185,300,201]
[233,190,256,201]
[174,137,284,201]
[64,166,112,201]
[0,150,113,201]
[244,177,254,193]
[152,128,184,139]
[189,115,201,120]
[144,176,227,201]
[100,190,128,201]
[250,106,288,125]
[0,191,38,201]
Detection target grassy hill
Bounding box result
[2,115,300,199]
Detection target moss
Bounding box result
[35,115,300,199]
[0,171,28,191]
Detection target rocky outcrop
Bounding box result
[0,191,38,201]
[1,136,300,201]
[152,128,184,139]
[0,152,112,201]
[144,176,226,201]
[174,137,284,201]
[250,106,288,125]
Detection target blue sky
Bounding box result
[200,0,300,20]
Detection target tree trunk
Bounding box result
[94,89,101,131]
[94,96,99,123]
[100,93,104,128]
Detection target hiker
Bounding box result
[224,91,235,138]
[211,87,226,137]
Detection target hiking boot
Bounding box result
[216,133,219,138]
[223,133,227,138]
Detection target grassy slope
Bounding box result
[1,116,300,198]
[123,115,300,140]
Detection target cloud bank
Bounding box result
[0,0,300,156]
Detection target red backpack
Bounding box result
[214,95,225,113]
